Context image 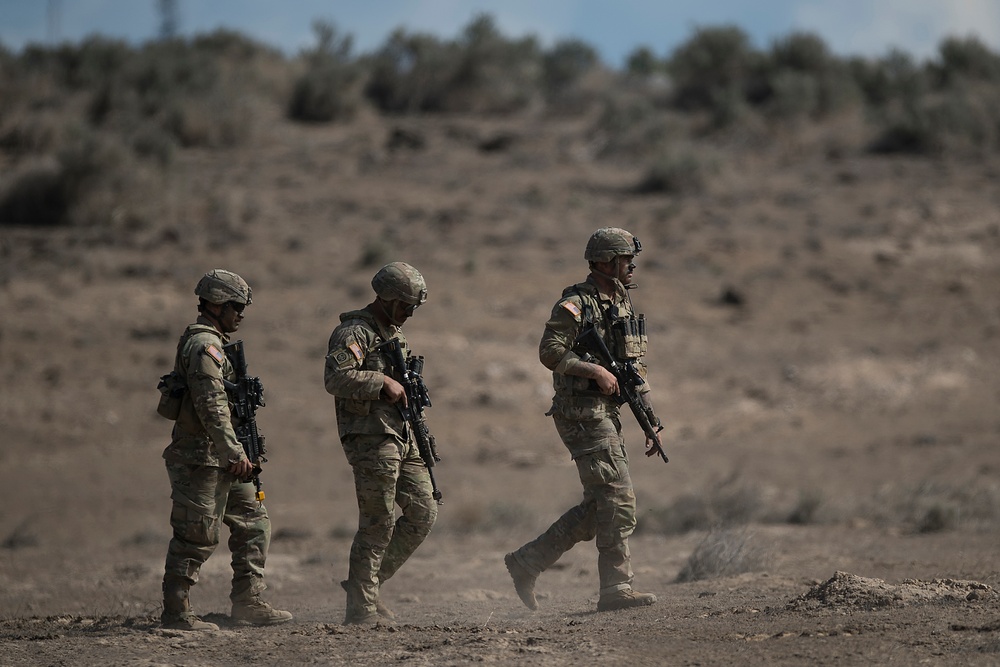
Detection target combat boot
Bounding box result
[343,610,385,626]
[231,594,293,626]
[341,580,395,620]
[161,578,219,631]
[504,553,538,610]
[597,588,657,612]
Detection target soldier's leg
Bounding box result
[589,420,655,611]
[507,416,602,580]
[223,479,269,600]
[162,462,230,628]
[342,435,401,624]
[376,445,438,585]
[508,500,596,577]
[163,462,229,585]
[224,479,293,625]
[588,429,637,596]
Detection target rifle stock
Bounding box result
[223,340,268,502]
[574,326,668,463]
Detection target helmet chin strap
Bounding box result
[201,303,225,332]
[377,298,406,327]
[593,257,637,294]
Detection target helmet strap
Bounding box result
[592,257,634,296]
[375,298,406,327]
[200,302,226,332]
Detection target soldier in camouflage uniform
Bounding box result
[505,228,659,612]
[324,262,439,625]
[159,269,292,631]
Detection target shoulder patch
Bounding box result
[561,300,582,319]
[205,344,225,366]
[331,340,364,370]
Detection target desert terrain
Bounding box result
[1,32,1000,665]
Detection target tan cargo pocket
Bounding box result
[575,448,621,486]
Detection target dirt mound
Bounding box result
[789,571,998,611]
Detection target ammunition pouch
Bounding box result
[156,371,187,420]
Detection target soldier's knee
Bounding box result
[402,495,437,536]
[172,505,220,547]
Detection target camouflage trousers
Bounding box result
[509,414,637,595]
[341,433,438,620]
[163,461,271,601]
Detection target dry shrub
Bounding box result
[288,21,362,123]
[635,147,718,195]
[675,528,770,582]
[642,476,773,535]
[863,479,1000,533]
[0,158,69,226]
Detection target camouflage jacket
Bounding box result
[162,316,245,467]
[324,307,410,441]
[539,275,650,421]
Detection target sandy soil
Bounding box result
[1,108,999,665]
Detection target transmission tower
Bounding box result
[47,0,62,44]
[158,0,179,40]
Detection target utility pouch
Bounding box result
[156,371,187,420]
[613,315,646,360]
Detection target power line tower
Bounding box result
[47,0,63,44]
[158,0,179,40]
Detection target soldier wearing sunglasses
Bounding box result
[324,262,438,625]
[158,269,292,631]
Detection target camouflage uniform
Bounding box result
[159,269,290,630]
[162,317,270,600]
[506,228,657,610]
[324,264,437,624]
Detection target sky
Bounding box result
[2,0,1000,67]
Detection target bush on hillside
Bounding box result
[365,14,541,114]
[932,35,1000,86]
[849,49,928,107]
[667,25,758,112]
[625,46,660,77]
[753,32,861,118]
[870,83,1000,155]
[288,21,363,122]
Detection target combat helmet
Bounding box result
[584,227,642,263]
[194,269,252,305]
[371,262,427,306]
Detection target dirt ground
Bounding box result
[1,107,999,665]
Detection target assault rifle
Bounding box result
[378,337,443,504]
[573,325,668,463]
[223,340,267,503]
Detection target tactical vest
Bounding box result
[551,281,648,418]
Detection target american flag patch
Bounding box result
[205,344,225,365]
[348,341,363,361]
[561,301,582,318]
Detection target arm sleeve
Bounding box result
[184,341,245,463]
[324,325,384,400]
[539,298,583,372]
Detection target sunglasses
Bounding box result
[227,301,247,314]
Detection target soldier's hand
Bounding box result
[644,434,661,457]
[381,375,408,406]
[228,457,253,479]
[594,367,619,396]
